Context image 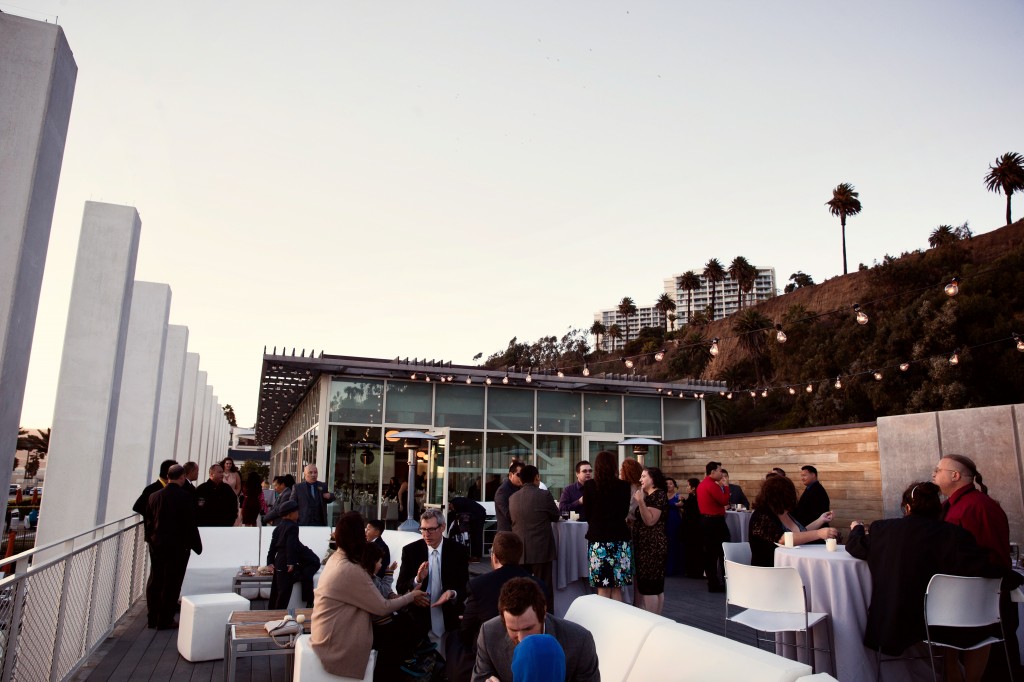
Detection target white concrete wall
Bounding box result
[37,203,141,547]
[152,325,188,476]
[0,14,77,506]
[175,352,200,464]
[190,371,208,465]
[104,281,171,523]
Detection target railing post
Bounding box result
[1,555,32,682]
[108,519,126,626]
[48,539,76,682]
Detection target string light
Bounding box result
[873,370,883,381]
[410,373,417,379]
[485,377,492,385]
[806,383,813,393]
[775,324,787,343]
[834,376,842,389]
[1014,333,1024,352]
[900,362,910,372]
[624,358,635,369]
[425,375,431,382]
[949,350,959,365]
[654,349,665,362]
[557,370,564,377]
[944,276,960,297]
[749,390,757,398]
[853,304,868,325]
[465,376,472,384]
[761,389,768,397]
[710,338,720,357]
[582,364,590,377]
[789,387,796,395]
[727,392,733,399]
[502,373,509,384]
[525,371,533,383]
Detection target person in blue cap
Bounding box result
[511,634,565,682]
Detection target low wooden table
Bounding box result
[224,608,313,681]
[232,569,274,598]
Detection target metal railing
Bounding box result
[0,516,147,682]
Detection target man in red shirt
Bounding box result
[697,461,731,592]
[934,453,1018,680]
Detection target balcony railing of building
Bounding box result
[0,516,146,682]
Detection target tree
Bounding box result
[654,293,676,332]
[222,404,238,427]
[676,271,701,325]
[589,321,606,352]
[702,259,726,320]
[617,297,638,342]
[928,225,957,248]
[826,182,863,275]
[17,427,50,480]
[732,309,773,386]
[984,152,1024,225]
[728,256,758,310]
[784,271,816,294]
[607,324,623,349]
[239,459,269,483]
[667,313,677,331]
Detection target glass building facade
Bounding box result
[267,366,704,527]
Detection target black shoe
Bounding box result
[707,584,725,593]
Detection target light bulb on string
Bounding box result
[949,350,959,366]
[557,370,564,377]
[654,350,665,362]
[761,389,768,398]
[944,276,960,297]
[465,376,472,384]
[873,370,883,381]
[410,373,417,380]
[624,358,635,369]
[806,383,813,393]
[749,390,757,398]
[525,371,533,383]
[726,392,733,400]
[900,362,910,372]
[582,364,590,377]
[502,373,509,385]
[425,375,431,382]
[834,376,842,389]
[789,387,797,395]
[853,304,868,325]
[710,338,720,357]
[666,390,673,396]
[1014,333,1024,352]
[485,377,492,385]
[448,375,454,382]
[775,324,787,343]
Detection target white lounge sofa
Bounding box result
[565,594,815,682]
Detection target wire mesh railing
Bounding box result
[0,516,146,682]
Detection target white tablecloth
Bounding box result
[774,546,931,682]
[552,520,591,617]
[726,510,752,543]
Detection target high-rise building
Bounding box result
[592,306,667,351]
[664,266,777,325]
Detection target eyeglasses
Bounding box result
[419,525,441,533]
[933,467,958,475]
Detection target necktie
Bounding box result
[310,484,317,500]
[429,548,444,636]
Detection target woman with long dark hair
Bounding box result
[748,475,836,567]
[311,512,428,679]
[582,450,632,601]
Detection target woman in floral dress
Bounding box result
[632,466,669,614]
[582,450,632,601]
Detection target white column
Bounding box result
[175,353,200,464]
[104,281,171,523]
[199,385,214,468]
[36,202,141,547]
[152,325,188,474]
[0,15,76,501]
[190,371,208,465]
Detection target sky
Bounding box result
[12,0,1024,429]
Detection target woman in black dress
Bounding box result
[632,466,669,614]
[681,478,705,579]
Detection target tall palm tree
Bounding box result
[654,293,676,332]
[607,324,623,350]
[732,309,773,385]
[676,271,701,325]
[617,297,638,343]
[826,182,863,275]
[928,225,957,248]
[728,256,758,310]
[589,320,606,351]
[984,152,1024,225]
[703,259,726,320]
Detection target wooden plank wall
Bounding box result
[662,423,882,530]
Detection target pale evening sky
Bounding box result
[12,0,1024,429]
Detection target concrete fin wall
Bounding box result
[37,202,141,546]
[152,325,188,473]
[175,353,200,463]
[0,14,77,510]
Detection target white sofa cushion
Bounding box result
[564,595,667,682]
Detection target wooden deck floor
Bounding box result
[71,571,756,681]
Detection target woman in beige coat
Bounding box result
[311,512,428,678]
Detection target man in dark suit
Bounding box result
[145,464,202,629]
[494,461,524,532]
[265,499,320,608]
[293,464,335,526]
[473,577,599,682]
[508,465,560,611]
[133,459,177,517]
[446,532,537,682]
[396,508,470,644]
[364,518,390,580]
[794,465,830,527]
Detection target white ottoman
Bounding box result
[294,635,375,681]
[177,592,249,662]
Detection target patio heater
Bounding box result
[390,430,439,532]
[618,437,662,466]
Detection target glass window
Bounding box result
[487,387,534,431]
[537,392,581,433]
[435,384,485,428]
[329,379,383,424]
[385,381,432,425]
[583,394,621,433]
[624,396,662,436]
[447,431,484,500]
[327,426,383,526]
[486,432,534,482]
[536,434,581,504]
[664,399,703,440]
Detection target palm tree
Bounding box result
[984,152,1024,225]
[617,297,638,343]
[17,427,50,480]
[589,320,606,351]
[928,225,957,248]
[667,313,677,331]
[826,182,863,275]
[654,293,676,332]
[676,271,701,325]
[607,324,623,350]
[732,309,773,385]
[728,256,758,310]
[703,259,726,320]
[784,271,815,293]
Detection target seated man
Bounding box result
[473,577,599,682]
[265,499,321,608]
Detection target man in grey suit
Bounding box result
[293,465,335,526]
[508,465,559,612]
[473,577,599,682]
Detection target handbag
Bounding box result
[264,616,303,647]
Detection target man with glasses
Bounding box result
[397,508,470,647]
[558,461,592,521]
[494,460,524,532]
